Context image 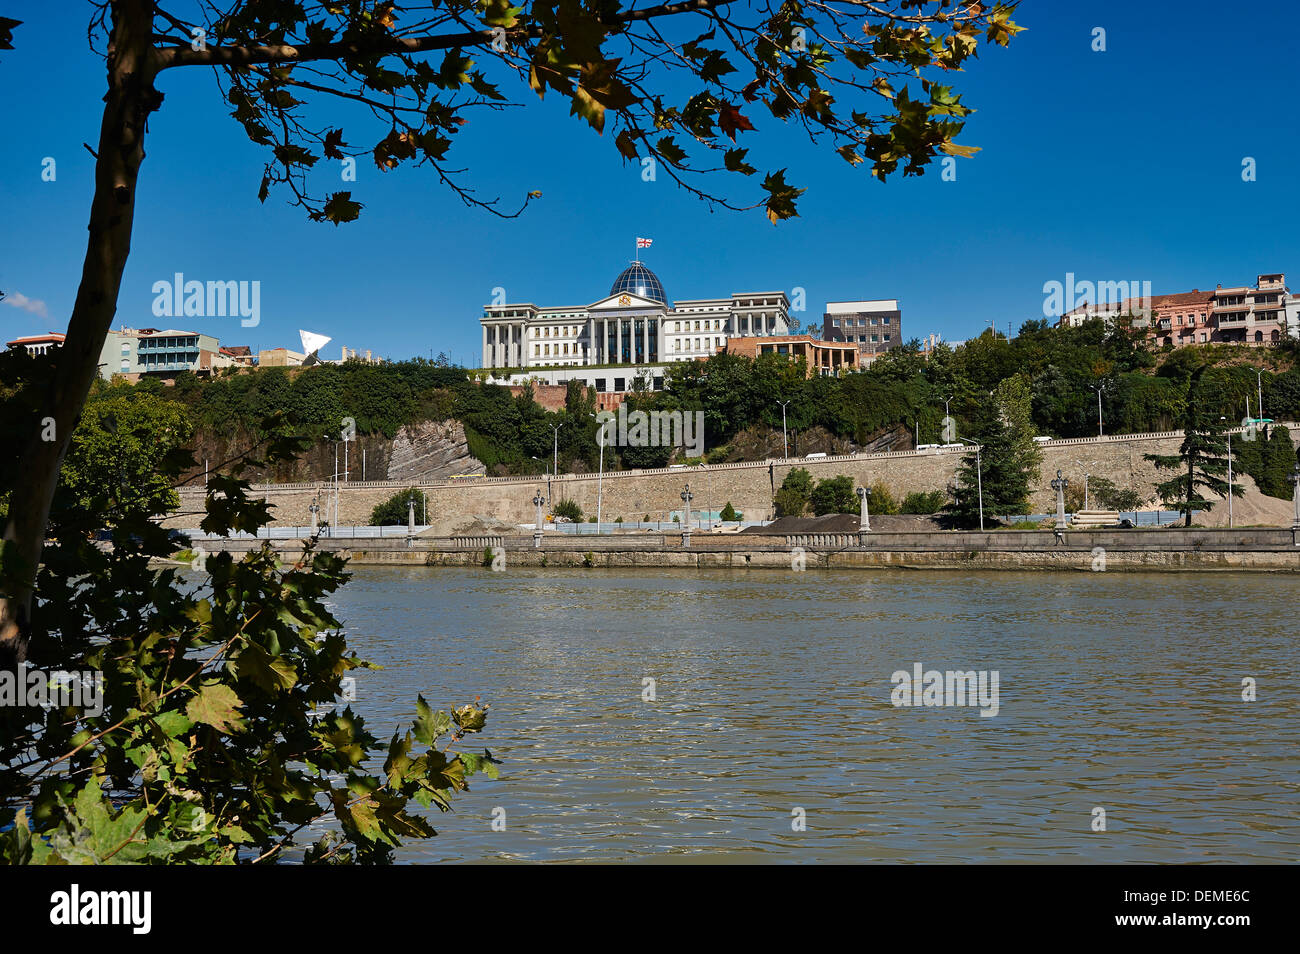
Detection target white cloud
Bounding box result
[2,292,50,318]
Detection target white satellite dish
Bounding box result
[299,329,332,365]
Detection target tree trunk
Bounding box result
[0,0,159,666]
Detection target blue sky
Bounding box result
[2,1,1298,364]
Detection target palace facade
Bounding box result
[480,262,790,369]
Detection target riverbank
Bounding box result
[179,526,1300,572]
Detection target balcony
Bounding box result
[1216,313,1248,326]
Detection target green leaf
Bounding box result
[186,683,245,734]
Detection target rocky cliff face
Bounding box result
[386,420,482,481]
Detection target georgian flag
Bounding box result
[636,237,653,248]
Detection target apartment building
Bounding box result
[821,300,902,356]
[98,327,224,380]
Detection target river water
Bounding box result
[329,566,1299,863]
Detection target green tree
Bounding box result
[369,488,430,526]
[54,382,193,525]
[1145,367,1242,526]
[1259,425,1298,499]
[719,502,740,522]
[775,467,813,517]
[809,475,856,516]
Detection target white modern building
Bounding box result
[480,262,790,370]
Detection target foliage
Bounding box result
[809,475,856,516]
[1,410,496,864]
[552,498,582,522]
[1144,367,1242,526]
[150,1,1026,226]
[775,467,813,517]
[868,483,901,515]
[900,490,946,514]
[719,502,740,522]
[369,488,429,526]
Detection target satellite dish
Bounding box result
[299,329,332,366]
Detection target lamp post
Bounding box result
[589,412,608,530]
[533,489,546,548]
[681,483,693,547]
[1090,384,1105,437]
[1075,459,1096,510]
[856,485,871,534]
[550,420,565,475]
[1221,416,1233,529]
[1051,469,1070,533]
[1290,465,1300,537]
[308,494,320,534]
[777,400,791,458]
[406,492,416,546]
[957,437,984,531]
[1255,369,1265,421]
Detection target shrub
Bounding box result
[774,487,806,518]
[552,498,582,521]
[720,501,741,521]
[776,467,813,516]
[370,487,429,525]
[867,482,900,515]
[810,475,856,515]
[900,490,946,514]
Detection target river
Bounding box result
[327,566,1299,863]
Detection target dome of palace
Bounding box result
[609,262,667,304]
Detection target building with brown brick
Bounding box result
[821,299,901,357]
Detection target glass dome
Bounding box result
[610,262,667,304]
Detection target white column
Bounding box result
[642,317,649,364]
[587,318,594,365]
[482,324,489,368]
[507,322,514,367]
[616,318,623,363]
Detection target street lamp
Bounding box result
[1075,459,1097,510]
[533,489,546,548]
[957,437,984,531]
[1221,416,1233,529]
[777,400,791,458]
[856,485,872,533]
[680,483,694,546]
[550,420,565,475]
[589,412,608,530]
[308,494,320,534]
[1050,469,1070,533]
[1255,369,1265,422]
[1291,466,1300,536]
[1090,384,1105,437]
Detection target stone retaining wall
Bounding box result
[167,426,1299,530]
